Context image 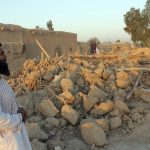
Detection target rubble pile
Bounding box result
[3,42,26,72]
[7,48,150,150]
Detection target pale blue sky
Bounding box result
[0,0,146,42]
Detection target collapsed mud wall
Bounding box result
[0,23,77,72]
[22,29,77,59]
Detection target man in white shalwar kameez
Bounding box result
[0,43,32,150]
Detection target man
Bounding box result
[0,42,32,150]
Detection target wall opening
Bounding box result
[55,47,62,57]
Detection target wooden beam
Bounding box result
[35,39,50,59]
[126,72,143,100]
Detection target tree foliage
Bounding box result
[124,1,150,46]
[35,25,41,29]
[47,20,54,31]
[87,37,101,45]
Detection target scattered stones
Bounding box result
[7,50,150,148]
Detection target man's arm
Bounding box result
[0,106,22,131]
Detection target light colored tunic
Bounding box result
[0,79,32,150]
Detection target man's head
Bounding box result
[0,44,10,76]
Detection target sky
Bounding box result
[0,0,147,42]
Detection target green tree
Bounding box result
[35,25,41,29]
[143,0,150,20]
[124,8,149,45]
[47,20,54,30]
[87,37,101,45]
[116,40,121,43]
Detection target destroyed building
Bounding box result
[0,23,77,72]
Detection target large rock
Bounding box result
[81,60,90,68]
[61,105,79,125]
[109,117,122,129]
[65,137,88,150]
[26,122,48,140]
[80,118,109,132]
[35,99,59,117]
[98,62,105,68]
[131,112,143,122]
[60,78,73,91]
[31,139,47,150]
[46,117,60,128]
[109,81,117,91]
[134,87,150,103]
[59,90,75,104]
[102,69,112,80]
[80,122,108,146]
[94,68,104,78]
[83,72,100,85]
[74,58,82,65]
[82,94,99,112]
[91,100,114,116]
[47,138,65,150]
[116,71,130,88]
[114,99,130,113]
[81,67,92,75]
[96,118,109,132]
[110,109,122,118]
[88,85,108,101]
[116,80,130,89]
